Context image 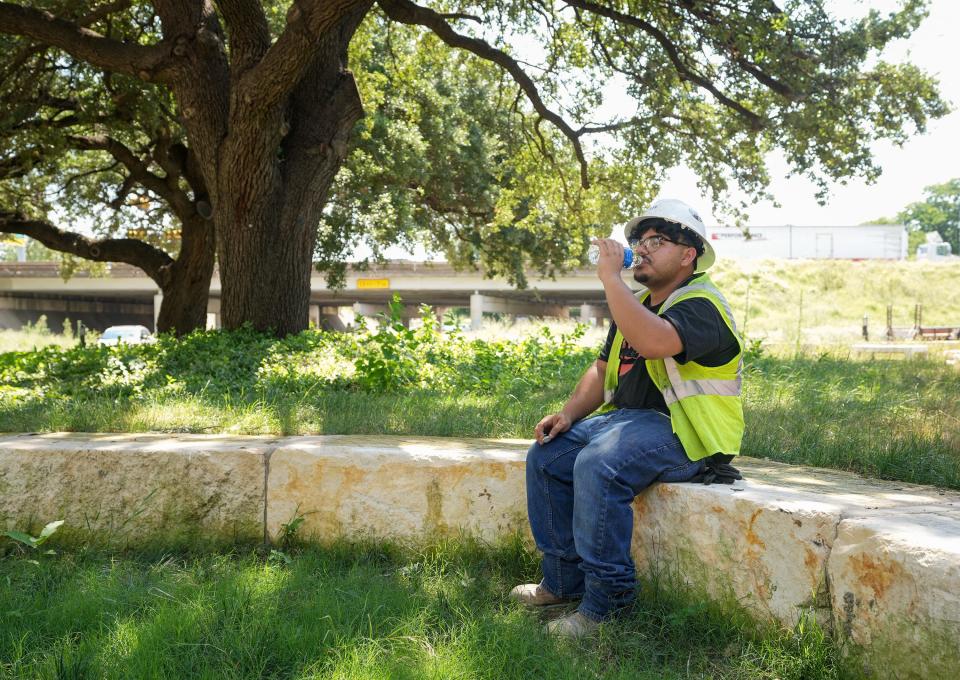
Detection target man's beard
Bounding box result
[633,262,652,284]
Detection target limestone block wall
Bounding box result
[0,433,272,543]
[266,436,528,541]
[628,460,960,680]
[2,433,959,679]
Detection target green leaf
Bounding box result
[3,530,37,547]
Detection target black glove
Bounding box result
[690,454,742,485]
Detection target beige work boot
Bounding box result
[509,582,571,607]
[544,611,600,639]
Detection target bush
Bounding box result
[0,300,598,404]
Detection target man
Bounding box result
[510,198,744,638]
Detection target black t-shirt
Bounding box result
[597,276,740,413]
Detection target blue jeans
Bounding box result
[525,408,703,621]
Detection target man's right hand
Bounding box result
[535,412,572,445]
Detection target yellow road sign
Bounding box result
[357,278,390,289]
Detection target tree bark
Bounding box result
[155,214,216,335]
[215,8,367,335]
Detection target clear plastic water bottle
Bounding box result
[587,244,634,269]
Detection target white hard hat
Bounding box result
[623,199,715,273]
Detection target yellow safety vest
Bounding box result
[599,274,744,461]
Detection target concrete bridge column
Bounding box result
[153,292,162,332]
[470,292,484,330]
[317,306,347,331]
[206,298,221,330]
[353,303,388,327]
[579,303,602,326]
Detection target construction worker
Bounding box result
[511,199,744,638]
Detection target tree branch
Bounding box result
[677,1,799,99]
[0,41,45,84]
[216,0,271,76]
[0,1,174,81]
[562,0,765,130]
[0,210,174,287]
[11,113,124,133]
[438,13,481,24]
[68,134,197,222]
[237,0,372,110]
[577,118,642,135]
[61,161,121,194]
[0,147,42,181]
[378,0,591,188]
[0,0,130,82]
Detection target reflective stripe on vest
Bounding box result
[602,331,624,405]
[602,282,743,406]
[659,356,742,405]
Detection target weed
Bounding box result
[3,520,64,559]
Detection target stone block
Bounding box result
[0,433,273,544]
[630,458,960,629]
[827,511,960,680]
[631,480,838,627]
[267,435,529,542]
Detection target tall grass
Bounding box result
[710,259,960,345]
[743,352,960,488]
[0,538,853,680]
[0,318,77,354]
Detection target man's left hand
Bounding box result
[592,238,626,283]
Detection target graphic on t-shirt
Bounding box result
[619,339,639,377]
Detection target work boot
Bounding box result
[509,582,572,607]
[544,611,600,639]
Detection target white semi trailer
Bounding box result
[706,224,907,260]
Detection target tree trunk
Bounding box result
[215,16,366,336]
[156,213,216,335]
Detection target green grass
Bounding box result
[0,538,852,680]
[744,353,960,488]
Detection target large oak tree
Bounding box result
[0,0,949,335]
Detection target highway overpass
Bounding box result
[0,261,620,331]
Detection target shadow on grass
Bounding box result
[742,355,960,490]
[0,538,850,680]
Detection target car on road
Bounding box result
[97,325,155,346]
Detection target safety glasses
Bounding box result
[626,234,685,253]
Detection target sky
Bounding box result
[658,0,960,227]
